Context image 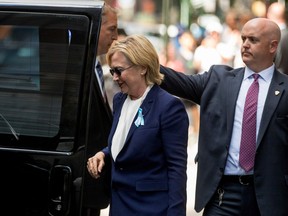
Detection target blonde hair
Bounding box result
[106,34,164,85]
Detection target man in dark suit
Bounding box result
[82,3,118,216]
[95,3,118,102]
[160,18,288,216]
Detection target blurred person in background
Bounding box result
[177,30,198,75]
[87,34,189,216]
[165,40,185,72]
[135,0,157,24]
[193,21,234,74]
[267,2,288,74]
[163,31,200,137]
[177,30,200,136]
[221,9,240,45]
[221,9,242,68]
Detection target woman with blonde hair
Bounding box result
[87,35,189,216]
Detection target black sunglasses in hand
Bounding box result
[110,65,134,76]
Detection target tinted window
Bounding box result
[0,12,90,150]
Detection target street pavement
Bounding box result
[100,131,203,216]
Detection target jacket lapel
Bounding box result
[257,70,285,146]
[113,85,156,159]
[226,68,244,134]
[123,85,156,145]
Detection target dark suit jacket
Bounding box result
[103,85,189,216]
[160,65,288,216]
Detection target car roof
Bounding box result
[0,0,104,8]
[0,0,104,16]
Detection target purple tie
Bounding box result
[239,74,259,172]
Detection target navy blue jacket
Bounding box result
[103,85,189,216]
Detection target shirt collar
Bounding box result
[244,64,274,82]
[95,58,100,66]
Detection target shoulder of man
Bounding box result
[209,64,235,73]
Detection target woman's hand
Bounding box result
[87,151,105,179]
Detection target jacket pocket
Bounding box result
[136,180,168,192]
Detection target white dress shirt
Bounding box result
[224,65,274,175]
[111,85,152,160]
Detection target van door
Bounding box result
[0,2,112,215]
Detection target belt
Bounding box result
[221,175,254,185]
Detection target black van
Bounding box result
[0,0,112,215]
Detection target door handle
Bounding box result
[49,165,72,216]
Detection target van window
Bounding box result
[0,12,90,151]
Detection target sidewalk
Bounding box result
[100,132,202,216]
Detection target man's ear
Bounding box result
[270,40,278,54]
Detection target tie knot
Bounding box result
[252,73,259,81]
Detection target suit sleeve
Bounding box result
[160,64,211,104]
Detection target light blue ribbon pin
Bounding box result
[134,108,144,127]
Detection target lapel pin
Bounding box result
[275,90,280,96]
